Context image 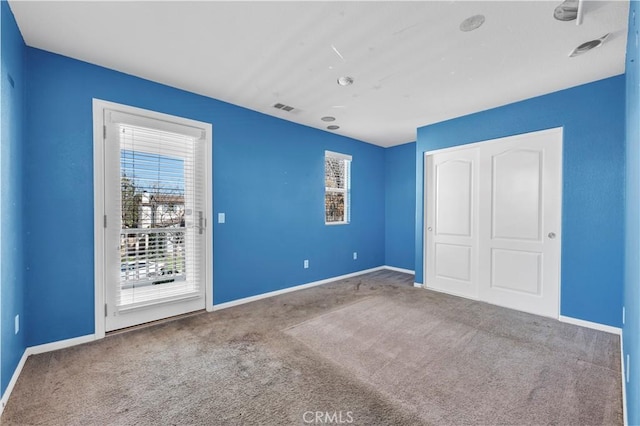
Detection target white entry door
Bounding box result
[98,103,211,332]
[425,127,562,318]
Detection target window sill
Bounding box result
[325,221,349,226]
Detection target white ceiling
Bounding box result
[9,1,630,147]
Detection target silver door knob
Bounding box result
[428,227,432,231]
[548,232,556,239]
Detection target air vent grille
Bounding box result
[273,103,296,112]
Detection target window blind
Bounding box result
[115,121,205,309]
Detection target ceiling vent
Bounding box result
[273,103,296,112]
[569,33,609,57]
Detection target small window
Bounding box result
[325,151,352,224]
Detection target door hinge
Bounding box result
[104,215,107,228]
[104,304,108,317]
[103,125,107,139]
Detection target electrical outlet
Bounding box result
[623,306,626,325]
[218,213,225,224]
[353,252,358,260]
[15,314,19,335]
[304,259,309,269]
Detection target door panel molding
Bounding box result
[491,149,543,241]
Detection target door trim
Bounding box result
[423,127,563,318]
[93,99,213,339]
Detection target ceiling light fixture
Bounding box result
[459,14,485,32]
[569,33,609,57]
[337,76,354,86]
[327,125,340,130]
[321,116,336,122]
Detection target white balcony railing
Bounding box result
[118,228,197,307]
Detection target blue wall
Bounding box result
[625,1,640,424]
[23,47,385,346]
[0,0,25,396]
[384,142,415,271]
[416,76,626,328]
[0,0,633,410]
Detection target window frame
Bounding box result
[324,150,352,225]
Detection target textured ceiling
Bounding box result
[9,1,630,147]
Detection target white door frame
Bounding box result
[423,127,563,317]
[93,99,213,339]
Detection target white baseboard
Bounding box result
[413,283,424,288]
[383,266,415,275]
[0,350,28,415]
[0,334,96,416]
[621,333,628,426]
[27,334,96,356]
[213,266,386,311]
[558,315,622,335]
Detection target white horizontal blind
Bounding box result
[116,122,204,309]
[325,150,351,224]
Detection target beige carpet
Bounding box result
[1,270,622,425]
[285,296,622,425]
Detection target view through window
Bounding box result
[325,151,352,224]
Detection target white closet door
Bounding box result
[478,128,562,318]
[425,148,480,299]
[425,127,562,318]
